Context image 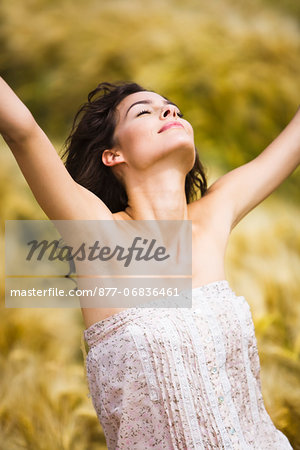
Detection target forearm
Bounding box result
[258,106,300,173]
[0,77,37,145]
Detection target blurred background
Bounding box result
[0,0,299,448]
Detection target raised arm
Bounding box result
[200,107,300,230]
[0,77,112,220]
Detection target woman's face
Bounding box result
[107,91,196,173]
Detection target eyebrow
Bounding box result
[125,99,179,117]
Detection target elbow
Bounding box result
[2,112,38,145]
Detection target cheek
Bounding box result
[120,124,154,154]
[117,122,142,145]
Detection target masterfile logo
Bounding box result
[5,220,192,308]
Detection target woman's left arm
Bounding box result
[205,106,300,230]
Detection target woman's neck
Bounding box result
[124,170,188,220]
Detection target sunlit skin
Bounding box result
[102,91,196,220]
[1,76,300,328]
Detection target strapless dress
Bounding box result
[84,280,292,449]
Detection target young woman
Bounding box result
[1,77,298,449]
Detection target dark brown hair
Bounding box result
[62,82,207,213]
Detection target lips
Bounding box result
[158,121,184,133]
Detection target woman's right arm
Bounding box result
[0,77,112,220]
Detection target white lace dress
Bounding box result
[84,280,293,449]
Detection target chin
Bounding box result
[173,138,196,165]
[134,138,196,171]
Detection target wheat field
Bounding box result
[1,0,300,446]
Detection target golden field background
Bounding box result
[1,0,300,448]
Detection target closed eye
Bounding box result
[136,109,184,118]
[137,109,151,117]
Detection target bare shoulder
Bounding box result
[76,185,133,221]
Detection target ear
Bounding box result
[102,149,125,167]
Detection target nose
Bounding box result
[160,104,178,119]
